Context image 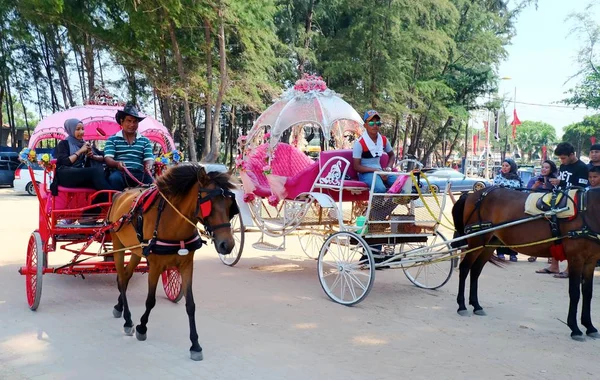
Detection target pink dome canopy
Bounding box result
[28,105,174,151]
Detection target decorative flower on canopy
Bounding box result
[154,149,184,166]
[293,74,328,93]
[19,148,55,171]
[85,86,125,106]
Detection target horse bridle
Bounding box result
[195,187,239,235]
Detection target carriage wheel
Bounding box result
[161,268,183,303]
[401,231,454,289]
[298,226,328,260]
[317,231,375,306]
[219,214,244,266]
[26,231,45,311]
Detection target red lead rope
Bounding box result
[122,166,157,186]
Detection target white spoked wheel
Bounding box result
[26,231,45,311]
[401,231,454,289]
[299,226,328,260]
[219,214,244,266]
[161,268,183,303]
[317,231,375,306]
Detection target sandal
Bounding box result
[528,257,537,262]
[553,271,569,279]
[536,268,558,274]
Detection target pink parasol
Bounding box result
[28,105,174,151]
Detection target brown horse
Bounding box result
[452,186,600,340]
[107,163,238,360]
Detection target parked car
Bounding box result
[0,159,19,186]
[477,165,502,179]
[517,165,541,186]
[13,162,49,195]
[420,168,490,193]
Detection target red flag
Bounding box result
[510,109,521,139]
[472,134,478,154]
[541,145,547,161]
[591,136,597,145]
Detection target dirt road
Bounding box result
[0,189,598,380]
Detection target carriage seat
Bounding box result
[243,143,318,199]
[316,150,389,188]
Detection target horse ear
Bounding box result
[197,165,209,183]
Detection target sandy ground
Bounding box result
[1,188,599,380]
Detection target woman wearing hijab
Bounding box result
[51,118,111,196]
[493,158,523,261]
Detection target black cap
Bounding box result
[590,143,600,151]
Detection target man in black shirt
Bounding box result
[549,142,589,189]
[540,143,589,277]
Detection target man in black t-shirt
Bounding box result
[549,142,589,189]
[539,142,589,276]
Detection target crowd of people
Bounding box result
[487,142,600,276]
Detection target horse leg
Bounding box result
[112,237,125,318]
[135,256,161,341]
[581,260,599,338]
[180,259,203,361]
[457,249,478,316]
[119,253,141,335]
[468,248,494,316]
[566,262,584,341]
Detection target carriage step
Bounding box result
[252,241,284,251]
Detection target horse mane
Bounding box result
[156,163,235,201]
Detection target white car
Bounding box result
[13,162,51,196]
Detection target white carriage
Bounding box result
[229,75,457,305]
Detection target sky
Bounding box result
[496,0,599,137]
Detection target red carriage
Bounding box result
[18,104,182,310]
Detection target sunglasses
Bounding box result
[368,121,382,126]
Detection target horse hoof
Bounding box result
[190,350,204,361]
[473,309,487,316]
[571,334,585,342]
[457,309,469,317]
[586,331,600,339]
[113,308,122,318]
[124,326,135,336]
[136,330,147,341]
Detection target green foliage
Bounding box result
[562,114,600,156]
[514,120,557,161]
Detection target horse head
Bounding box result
[156,163,239,255]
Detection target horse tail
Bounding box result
[450,192,469,248]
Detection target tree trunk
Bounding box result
[209,6,228,163]
[202,18,213,161]
[298,0,315,75]
[72,44,87,102]
[19,90,31,144]
[168,18,197,161]
[4,77,16,147]
[83,33,95,96]
[39,30,60,111]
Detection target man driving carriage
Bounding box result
[104,104,155,191]
[352,110,397,193]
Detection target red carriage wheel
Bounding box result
[161,268,183,303]
[26,231,45,311]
